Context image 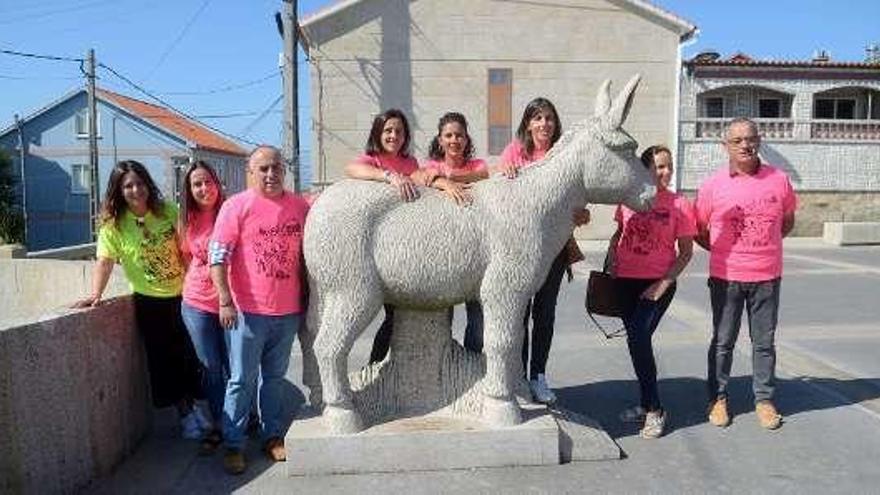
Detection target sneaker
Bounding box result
[756,401,783,430]
[223,448,247,475]
[193,405,213,432]
[640,410,666,439]
[264,437,286,462]
[180,411,204,440]
[529,374,557,404]
[619,405,647,423]
[707,397,731,427]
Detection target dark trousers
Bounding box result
[522,249,568,379]
[370,302,484,363]
[617,278,676,412]
[133,293,202,408]
[707,277,781,404]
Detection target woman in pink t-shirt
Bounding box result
[608,145,696,439]
[497,97,591,405]
[422,112,489,207]
[178,160,228,453]
[344,108,422,201]
[346,109,422,364]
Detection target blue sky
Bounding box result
[2,0,878,183]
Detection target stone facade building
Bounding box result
[678,52,880,235]
[300,0,696,236]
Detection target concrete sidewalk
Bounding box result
[86,239,880,494]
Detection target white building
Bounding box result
[300,0,696,236]
[678,52,880,235]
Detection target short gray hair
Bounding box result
[724,118,759,139]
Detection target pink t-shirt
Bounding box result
[423,158,488,178]
[183,209,219,313]
[695,164,798,282]
[614,190,697,279]
[499,139,547,168]
[212,189,310,315]
[355,153,419,176]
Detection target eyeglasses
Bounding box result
[726,136,760,146]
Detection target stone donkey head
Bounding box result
[300,75,654,435]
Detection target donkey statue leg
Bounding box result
[299,282,323,409]
[314,290,383,434]
[479,285,531,427]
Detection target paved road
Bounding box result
[88,239,880,494]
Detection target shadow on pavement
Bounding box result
[86,379,307,494]
[556,375,880,440]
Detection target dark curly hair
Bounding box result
[428,112,475,162]
[640,145,672,169]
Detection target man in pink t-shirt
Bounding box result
[209,146,310,474]
[695,118,797,431]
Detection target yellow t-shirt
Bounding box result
[97,202,184,297]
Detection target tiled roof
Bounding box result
[688,52,880,70]
[98,89,247,156]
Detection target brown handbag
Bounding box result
[584,250,626,338]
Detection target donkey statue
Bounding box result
[301,75,655,434]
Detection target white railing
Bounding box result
[811,119,880,140]
[695,118,794,139]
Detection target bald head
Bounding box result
[247,145,286,197]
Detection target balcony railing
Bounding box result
[810,119,880,140]
[695,118,794,139]
[692,118,880,141]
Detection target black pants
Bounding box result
[133,293,202,408]
[617,278,676,412]
[522,249,568,379]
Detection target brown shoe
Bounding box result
[756,401,783,430]
[264,437,286,462]
[708,397,731,427]
[223,448,246,475]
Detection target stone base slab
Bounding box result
[823,222,880,246]
[286,404,618,476]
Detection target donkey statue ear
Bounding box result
[593,79,612,117]
[608,74,642,128]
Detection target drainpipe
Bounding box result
[14,113,28,245]
[673,33,699,193]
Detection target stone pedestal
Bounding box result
[286,308,619,475]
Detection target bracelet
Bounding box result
[220,301,233,307]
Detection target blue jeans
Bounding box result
[223,311,300,450]
[180,302,229,426]
[617,278,676,412]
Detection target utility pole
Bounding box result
[280,0,300,192]
[14,114,28,245]
[86,48,100,239]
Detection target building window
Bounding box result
[487,68,512,155]
[704,97,724,118]
[758,98,781,118]
[815,98,856,119]
[74,110,100,138]
[71,164,90,194]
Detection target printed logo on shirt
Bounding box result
[140,224,184,283]
[725,194,779,248]
[252,220,303,279]
[621,208,671,256]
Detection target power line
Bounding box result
[143,0,213,80]
[0,48,84,63]
[240,94,283,137]
[162,70,280,96]
[98,61,260,147]
[0,0,117,25]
